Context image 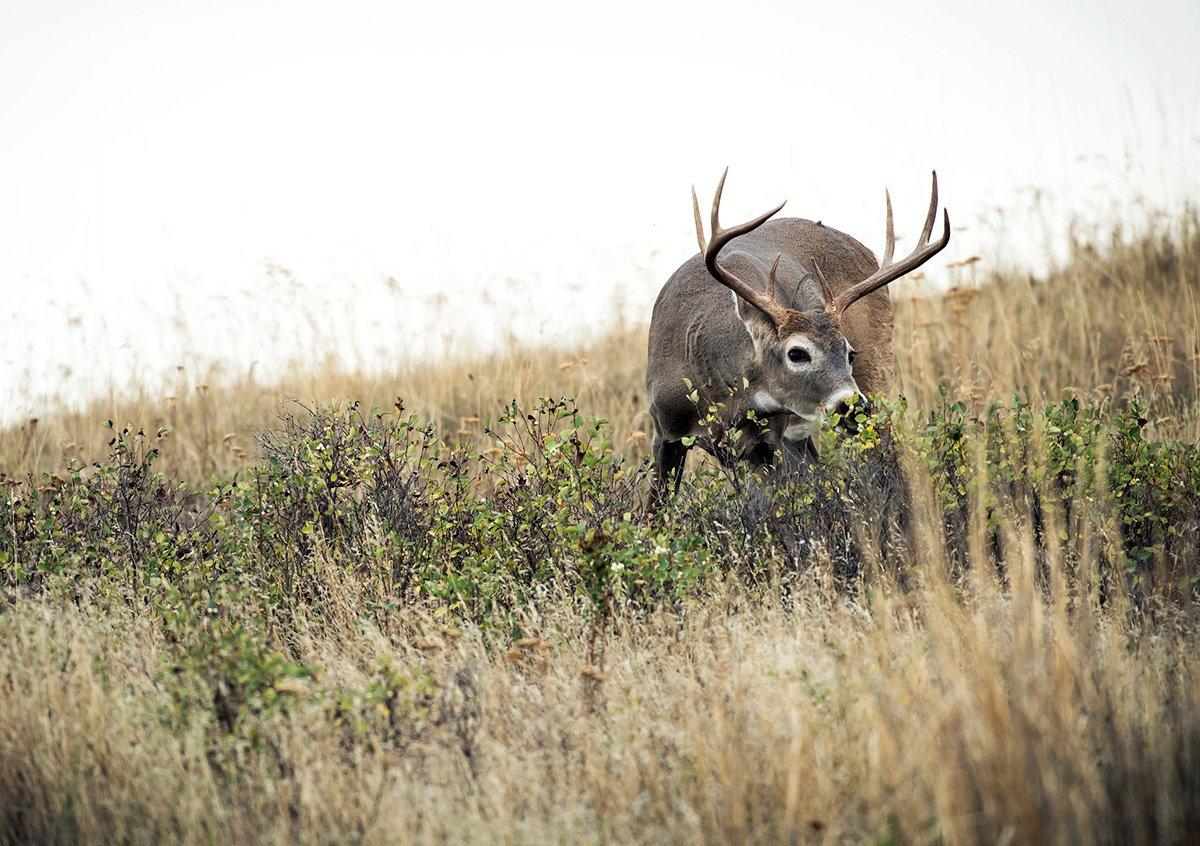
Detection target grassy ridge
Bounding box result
[0,208,1199,843]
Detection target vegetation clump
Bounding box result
[5,394,1196,623]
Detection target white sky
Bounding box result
[1,0,1197,421]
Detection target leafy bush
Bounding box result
[0,423,224,588]
[2,393,1198,633]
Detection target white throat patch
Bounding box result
[753,391,783,413]
[782,421,816,442]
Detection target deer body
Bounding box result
[646,171,949,498]
[647,219,890,455]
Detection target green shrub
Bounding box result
[2,394,1197,632]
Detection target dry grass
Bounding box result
[893,213,1200,433]
[2,558,1197,844]
[1,207,1199,844]
[4,208,1197,483]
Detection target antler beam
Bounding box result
[831,171,951,315]
[692,168,788,327]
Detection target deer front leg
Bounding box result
[650,430,688,505]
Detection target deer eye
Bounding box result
[848,349,858,364]
[787,347,811,364]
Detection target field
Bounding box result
[2,207,1199,844]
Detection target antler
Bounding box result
[692,168,788,327]
[832,171,951,315]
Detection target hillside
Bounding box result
[0,209,1198,843]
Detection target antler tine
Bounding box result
[810,257,834,305]
[920,171,939,244]
[708,168,787,251]
[831,171,951,315]
[691,186,706,256]
[882,190,895,267]
[692,169,789,327]
[710,167,728,239]
[767,253,782,301]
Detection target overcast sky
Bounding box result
[1,0,1197,419]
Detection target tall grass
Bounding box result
[0,206,1198,844]
[1,563,1196,843]
[3,206,1197,483]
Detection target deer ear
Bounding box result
[733,291,776,355]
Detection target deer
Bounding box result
[645,169,950,499]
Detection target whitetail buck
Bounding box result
[646,170,949,498]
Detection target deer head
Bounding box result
[692,168,950,427]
